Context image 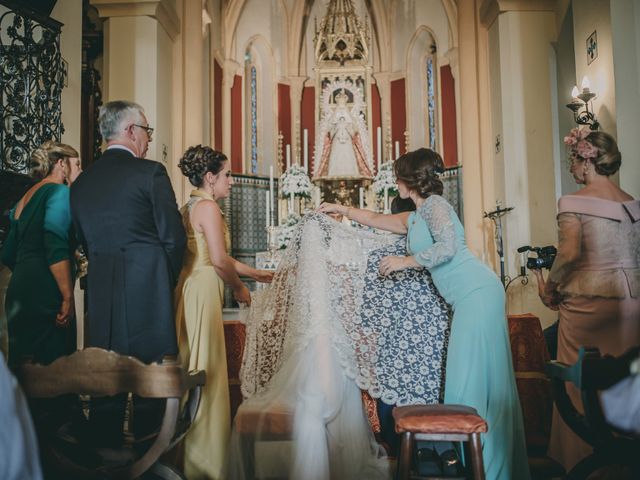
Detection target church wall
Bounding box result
[611,0,640,198]
[51,0,83,152]
[488,10,559,328]
[572,0,616,137]
[101,15,174,166]
[553,5,580,198]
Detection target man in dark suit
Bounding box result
[70,101,186,445]
[71,100,186,364]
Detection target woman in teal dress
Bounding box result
[319,148,530,480]
[2,141,82,367]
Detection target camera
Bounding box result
[517,245,557,270]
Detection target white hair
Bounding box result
[98,100,145,141]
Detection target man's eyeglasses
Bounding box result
[131,124,154,138]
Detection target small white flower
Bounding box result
[372,161,398,197]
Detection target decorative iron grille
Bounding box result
[0,3,66,173]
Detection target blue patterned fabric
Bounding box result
[358,240,450,406]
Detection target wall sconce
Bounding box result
[565,76,600,130]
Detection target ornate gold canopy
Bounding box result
[314,0,370,66]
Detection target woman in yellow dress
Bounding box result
[175,145,273,479]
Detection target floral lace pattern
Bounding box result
[412,195,458,269]
[241,212,450,406]
[354,241,450,405]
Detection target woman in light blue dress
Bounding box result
[319,148,530,480]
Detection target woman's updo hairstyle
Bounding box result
[178,145,227,187]
[586,131,621,176]
[30,141,79,181]
[394,148,445,198]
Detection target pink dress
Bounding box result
[548,195,640,471]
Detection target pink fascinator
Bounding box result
[564,128,599,159]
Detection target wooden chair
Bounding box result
[16,347,205,480]
[393,404,488,480]
[508,314,565,479]
[547,345,640,480]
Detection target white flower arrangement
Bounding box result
[280,164,312,199]
[372,161,398,197]
[277,213,301,249]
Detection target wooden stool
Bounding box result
[393,404,488,480]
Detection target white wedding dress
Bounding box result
[228,213,450,480]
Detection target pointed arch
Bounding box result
[243,35,278,174]
[405,26,438,150]
[223,0,248,59]
[366,0,391,72]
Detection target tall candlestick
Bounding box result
[359,187,364,209]
[303,129,309,172]
[377,127,382,168]
[395,141,400,160]
[265,190,270,229]
[384,187,389,213]
[286,144,291,170]
[269,166,274,227]
[315,188,321,208]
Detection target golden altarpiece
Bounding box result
[312,0,376,208]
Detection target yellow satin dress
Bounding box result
[175,190,230,480]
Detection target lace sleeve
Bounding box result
[414,195,457,269]
[548,212,582,285]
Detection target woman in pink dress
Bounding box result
[535,128,640,473]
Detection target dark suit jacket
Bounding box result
[70,148,186,363]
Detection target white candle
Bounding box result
[376,127,382,168]
[384,187,389,213]
[265,190,270,229]
[286,144,291,170]
[303,129,309,172]
[315,187,321,208]
[395,141,400,160]
[288,194,294,215]
[359,187,364,209]
[269,166,275,226]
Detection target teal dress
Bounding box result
[407,195,530,480]
[2,183,75,367]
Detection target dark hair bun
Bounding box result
[394,148,445,197]
[178,145,227,187]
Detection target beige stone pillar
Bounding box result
[457,0,487,256]
[221,59,240,162]
[611,0,640,198]
[481,1,558,325]
[181,0,204,149]
[92,0,179,165]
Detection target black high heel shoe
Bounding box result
[440,448,465,477]
[415,446,443,476]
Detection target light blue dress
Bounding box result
[407,195,530,480]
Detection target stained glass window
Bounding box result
[426,57,436,150]
[250,65,258,174]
